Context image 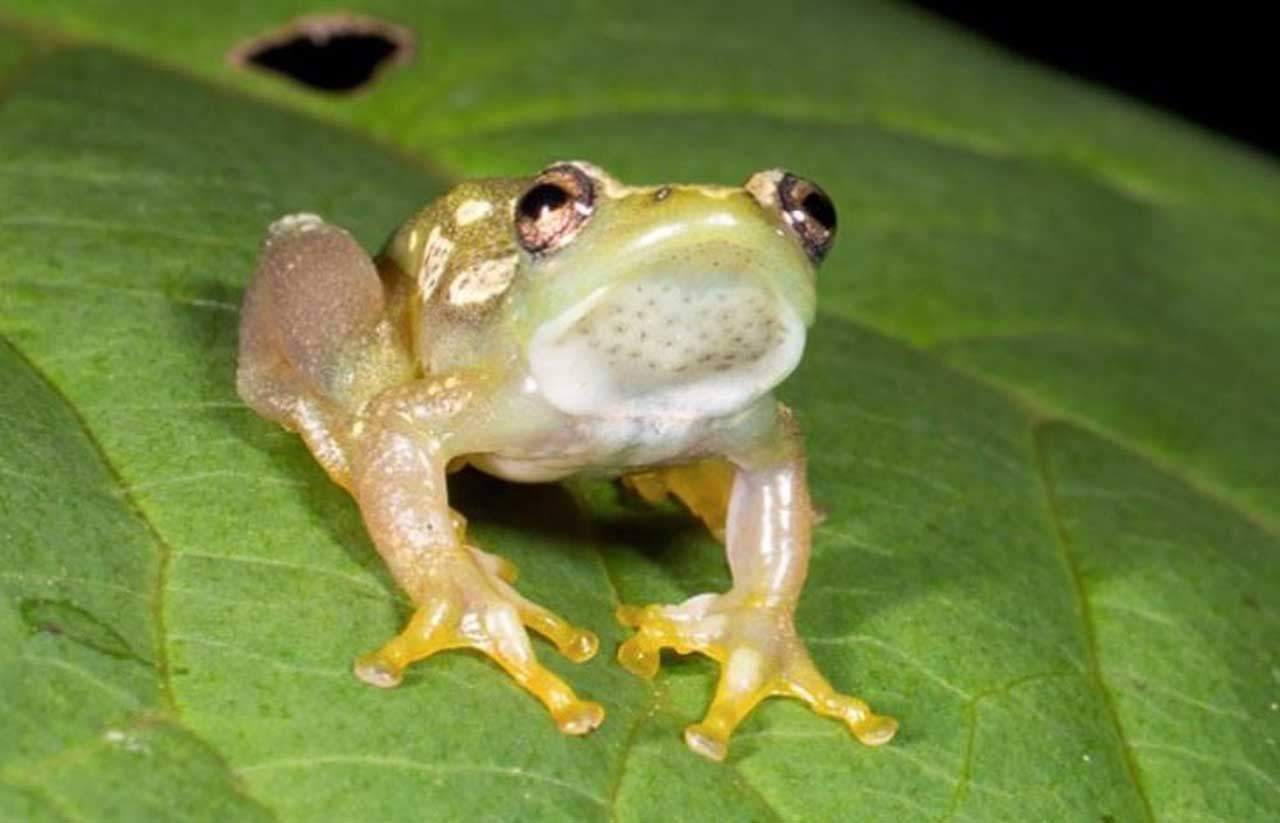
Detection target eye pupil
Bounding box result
[515,164,596,255]
[518,183,570,219]
[802,191,836,231]
[775,172,836,262]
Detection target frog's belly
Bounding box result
[469,414,712,483]
[468,454,594,483]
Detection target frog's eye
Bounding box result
[777,173,837,262]
[515,164,595,255]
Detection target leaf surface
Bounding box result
[0,4,1277,821]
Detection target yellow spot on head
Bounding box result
[418,225,453,300]
[447,255,518,306]
[454,199,495,226]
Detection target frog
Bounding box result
[236,161,898,761]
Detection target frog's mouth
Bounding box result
[527,271,806,418]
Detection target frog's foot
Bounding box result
[616,594,897,760]
[467,545,518,583]
[354,553,602,735]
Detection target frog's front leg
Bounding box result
[616,406,897,760]
[347,388,605,734]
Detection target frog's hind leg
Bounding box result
[623,457,827,542]
[623,459,736,542]
[236,214,401,486]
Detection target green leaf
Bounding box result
[1,4,1277,821]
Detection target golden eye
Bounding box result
[777,173,837,262]
[515,164,595,255]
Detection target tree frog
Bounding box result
[237,161,897,761]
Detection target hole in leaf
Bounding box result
[230,14,413,93]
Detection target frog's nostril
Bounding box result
[229,14,414,93]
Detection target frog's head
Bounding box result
[513,161,833,418]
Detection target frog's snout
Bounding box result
[528,272,806,417]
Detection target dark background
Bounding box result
[912,3,1277,158]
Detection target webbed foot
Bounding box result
[354,551,603,735]
[616,593,896,760]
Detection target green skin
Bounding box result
[236,161,896,762]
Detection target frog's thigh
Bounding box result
[237,216,387,483]
[623,458,736,541]
[238,214,385,406]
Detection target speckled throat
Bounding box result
[528,271,806,418]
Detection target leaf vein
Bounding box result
[1031,423,1156,821]
[0,335,178,711]
[236,754,609,808]
[20,653,142,708]
[176,550,401,603]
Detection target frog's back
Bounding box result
[379,177,533,377]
